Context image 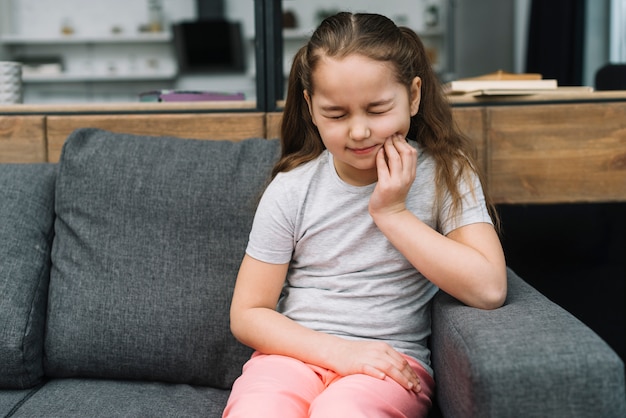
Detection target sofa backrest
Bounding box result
[44,128,279,389]
[0,164,56,389]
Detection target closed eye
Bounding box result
[368,104,393,115]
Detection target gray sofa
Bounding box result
[1,128,624,418]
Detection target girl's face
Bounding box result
[304,54,421,186]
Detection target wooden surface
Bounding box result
[0,116,47,163]
[452,107,487,177]
[0,100,257,115]
[266,112,282,140]
[46,113,266,162]
[446,89,626,105]
[487,102,626,204]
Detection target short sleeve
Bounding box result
[438,170,492,236]
[246,176,296,264]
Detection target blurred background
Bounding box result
[0,0,621,103]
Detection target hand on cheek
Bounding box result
[369,135,417,216]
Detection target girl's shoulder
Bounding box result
[268,151,329,192]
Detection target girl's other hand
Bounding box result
[328,339,421,393]
[369,134,417,217]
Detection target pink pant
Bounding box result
[223,351,435,418]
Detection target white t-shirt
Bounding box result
[246,140,492,375]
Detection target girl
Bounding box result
[224,12,506,418]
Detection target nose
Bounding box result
[349,116,371,141]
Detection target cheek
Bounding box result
[373,116,411,138]
[316,123,340,138]
[316,124,345,148]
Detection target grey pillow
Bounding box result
[45,128,279,388]
[0,164,56,389]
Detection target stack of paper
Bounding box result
[445,71,560,95]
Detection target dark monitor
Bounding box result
[173,19,245,74]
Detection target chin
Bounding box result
[354,162,378,173]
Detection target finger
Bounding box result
[398,364,421,393]
[381,139,405,183]
[375,146,390,181]
[404,365,421,393]
[385,351,422,393]
[361,363,387,381]
[383,137,401,167]
[379,364,421,393]
[372,353,421,393]
[392,136,417,178]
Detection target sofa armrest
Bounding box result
[431,268,625,418]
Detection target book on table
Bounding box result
[445,71,558,95]
[445,79,558,93]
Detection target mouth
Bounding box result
[349,144,379,155]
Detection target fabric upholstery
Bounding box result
[5,379,230,417]
[0,164,56,389]
[431,268,626,418]
[45,129,279,388]
[0,386,43,417]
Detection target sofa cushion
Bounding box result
[45,128,279,388]
[6,379,230,417]
[0,164,56,389]
[0,386,43,416]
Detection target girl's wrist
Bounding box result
[369,204,409,224]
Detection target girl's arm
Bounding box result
[230,254,422,392]
[370,136,507,310]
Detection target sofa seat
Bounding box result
[2,379,229,417]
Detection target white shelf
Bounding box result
[22,71,177,83]
[0,32,172,45]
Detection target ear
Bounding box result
[303,90,317,126]
[409,77,422,116]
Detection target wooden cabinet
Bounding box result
[0,116,46,163]
[487,102,626,204]
[451,107,486,176]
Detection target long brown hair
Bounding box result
[276,12,498,228]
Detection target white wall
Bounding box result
[453,0,515,80]
[609,0,626,61]
[585,0,610,87]
[513,0,531,74]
